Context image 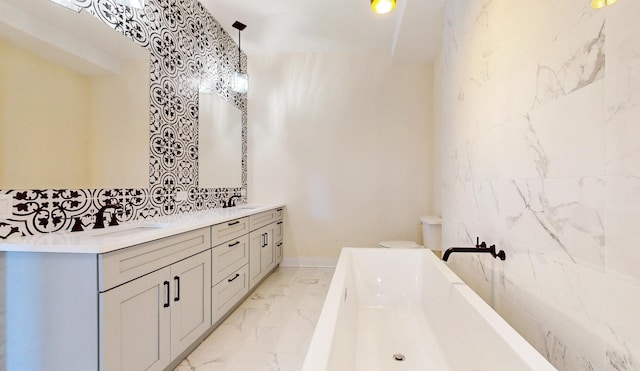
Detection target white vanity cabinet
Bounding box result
[249,223,275,288]
[100,250,211,370]
[99,266,171,371]
[2,204,285,371]
[210,218,251,325]
[248,208,284,289]
[275,220,284,264]
[99,227,212,370]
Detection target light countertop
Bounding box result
[0,203,285,254]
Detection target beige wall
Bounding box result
[0,38,90,187]
[89,58,149,188]
[0,38,149,190]
[248,52,435,260]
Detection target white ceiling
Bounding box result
[200,0,445,63]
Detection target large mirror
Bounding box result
[0,0,149,189]
[198,91,242,189]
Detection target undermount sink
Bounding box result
[90,223,173,238]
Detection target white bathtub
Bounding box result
[302,248,556,371]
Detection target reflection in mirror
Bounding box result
[0,0,149,189]
[198,92,242,189]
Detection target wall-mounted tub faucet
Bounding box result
[442,237,506,262]
[93,204,123,229]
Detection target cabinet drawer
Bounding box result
[249,210,277,231]
[274,220,283,243]
[212,234,249,285]
[211,217,249,246]
[212,265,249,325]
[276,208,284,220]
[99,228,210,292]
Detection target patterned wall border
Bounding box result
[0,0,247,239]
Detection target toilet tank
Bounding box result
[421,216,442,251]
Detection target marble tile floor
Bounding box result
[174,266,335,371]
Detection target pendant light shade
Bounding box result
[231,71,249,94]
[590,0,617,8]
[114,0,145,9]
[371,0,396,14]
[231,21,249,94]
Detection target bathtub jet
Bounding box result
[442,237,506,262]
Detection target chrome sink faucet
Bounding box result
[93,204,123,229]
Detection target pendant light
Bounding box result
[371,0,396,14]
[590,0,617,8]
[231,21,249,94]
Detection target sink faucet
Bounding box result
[93,204,123,229]
[223,195,241,208]
[442,237,506,262]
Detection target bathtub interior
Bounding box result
[439,284,555,370]
[325,248,459,370]
[305,248,555,371]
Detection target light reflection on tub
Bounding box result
[302,248,556,371]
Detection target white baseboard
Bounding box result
[280,257,338,268]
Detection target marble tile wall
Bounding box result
[441,1,640,370]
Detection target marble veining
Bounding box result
[442,0,640,370]
[174,267,334,371]
[532,17,605,110]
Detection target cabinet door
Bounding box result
[170,250,212,359]
[100,267,171,371]
[276,240,284,264]
[261,225,275,274]
[249,228,264,289]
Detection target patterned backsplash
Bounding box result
[0,0,247,239]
